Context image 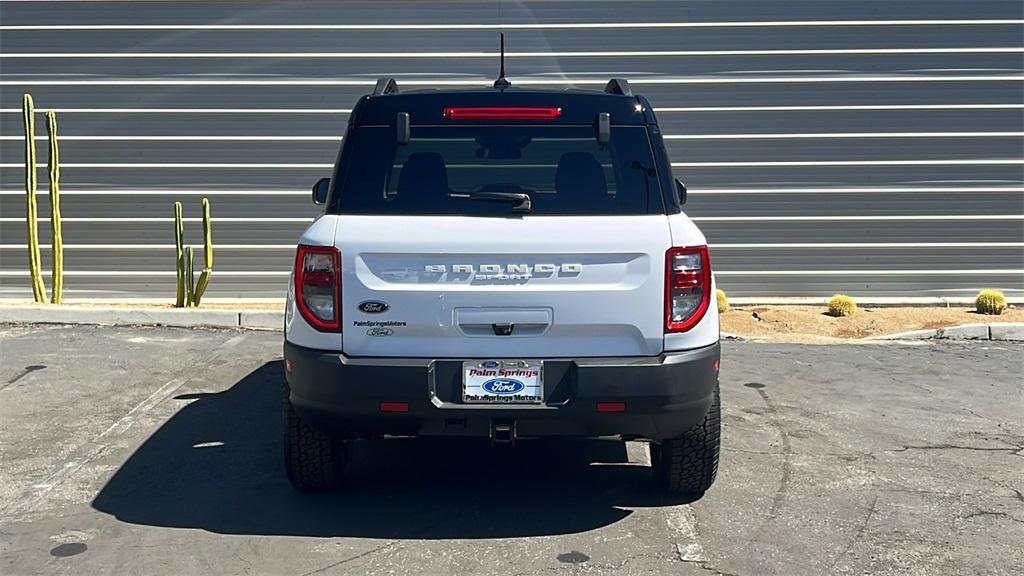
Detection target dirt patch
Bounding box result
[721,305,1022,341]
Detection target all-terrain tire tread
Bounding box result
[654,384,721,494]
[283,385,346,491]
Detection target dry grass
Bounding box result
[721,305,1023,341]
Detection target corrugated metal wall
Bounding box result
[1,0,1022,299]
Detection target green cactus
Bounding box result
[184,245,196,307]
[192,197,214,306]
[174,201,186,307]
[975,289,1007,315]
[46,110,64,304]
[23,94,45,303]
[172,198,214,307]
[827,294,858,317]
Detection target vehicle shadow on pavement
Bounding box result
[92,362,698,538]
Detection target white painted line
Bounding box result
[2,19,1021,30]
[3,74,1022,87]
[4,132,1019,142]
[2,104,1022,114]
[665,504,708,562]
[2,186,1019,196]
[5,332,249,518]
[6,47,1021,58]
[715,269,1024,275]
[626,444,708,562]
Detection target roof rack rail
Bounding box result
[372,78,399,96]
[604,78,632,96]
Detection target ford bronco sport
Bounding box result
[283,76,721,494]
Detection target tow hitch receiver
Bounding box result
[491,419,517,444]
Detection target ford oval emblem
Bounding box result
[480,360,500,369]
[367,327,393,337]
[481,378,525,395]
[358,301,389,314]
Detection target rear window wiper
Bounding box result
[460,191,532,213]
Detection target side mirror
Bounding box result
[674,178,687,206]
[312,178,331,205]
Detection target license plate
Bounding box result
[462,360,543,404]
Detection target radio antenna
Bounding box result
[494,32,510,90]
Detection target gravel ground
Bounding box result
[721,305,1024,340]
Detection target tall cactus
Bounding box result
[174,201,186,307]
[46,110,64,304]
[22,94,45,303]
[192,197,214,306]
[184,245,195,307]
[172,198,214,307]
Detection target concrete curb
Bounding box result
[871,322,1024,342]
[2,306,1021,342]
[0,305,284,331]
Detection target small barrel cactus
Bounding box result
[975,289,1007,315]
[827,294,857,317]
[716,288,730,313]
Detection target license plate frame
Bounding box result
[462,360,544,404]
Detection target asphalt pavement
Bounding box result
[0,0,1022,299]
[1,324,1021,575]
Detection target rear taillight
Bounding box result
[665,246,712,333]
[295,245,341,332]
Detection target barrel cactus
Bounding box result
[716,288,730,313]
[975,289,1007,315]
[827,294,857,317]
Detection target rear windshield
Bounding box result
[329,125,664,216]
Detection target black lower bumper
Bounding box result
[284,341,720,441]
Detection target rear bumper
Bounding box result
[284,341,720,441]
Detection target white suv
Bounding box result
[283,78,721,494]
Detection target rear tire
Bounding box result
[651,384,720,494]
[283,385,350,492]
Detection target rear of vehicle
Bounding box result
[283,84,720,494]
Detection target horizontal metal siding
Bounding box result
[0,0,1021,299]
